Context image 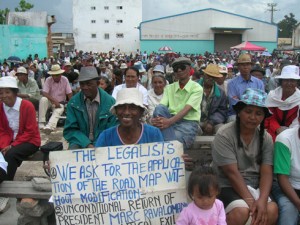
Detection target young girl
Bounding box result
[176,166,226,225]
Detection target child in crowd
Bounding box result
[176,166,226,225]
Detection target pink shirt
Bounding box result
[43,76,72,102]
[176,200,226,225]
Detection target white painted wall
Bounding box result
[73,0,141,53]
[140,9,277,42]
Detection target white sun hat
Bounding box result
[0,76,18,89]
[275,65,300,80]
[110,88,147,115]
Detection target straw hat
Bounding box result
[203,64,223,78]
[0,76,18,89]
[275,65,300,80]
[48,64,65,75]
[237,54,252,64]
[110,88,147,115]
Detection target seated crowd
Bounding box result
[1,50,300,224]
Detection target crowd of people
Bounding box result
[0,48,300,224]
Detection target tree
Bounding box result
[0,0,34,24]
[15,0,34,12]
[277,13,298,38]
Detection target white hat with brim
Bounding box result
[275,65,300,80]
[120,63,127,69]
[16,66,27,75]
[110,88,147,115]
[48,64,65,75]
[0,76,18,89]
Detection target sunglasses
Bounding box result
[173,64,188,72]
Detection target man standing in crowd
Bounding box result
[227,54,264,122]
[39,64,72,133]
[152,57,203,150]
[63,66,117,149]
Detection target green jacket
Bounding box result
[63,88,117,148]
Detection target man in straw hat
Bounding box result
[197,64,227,135]
[227,54,265,122]
[39,64,73,134]
[63,66,117,149]
[152,57,203,150]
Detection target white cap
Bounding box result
[276,65,300,80]
[268,62,273,66]
[219,65,228,74]
[16,66,27,75]
[0,76,18,89]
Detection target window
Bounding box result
[116,6,123,9]
[104,6,109,10]
[91,20,96,23]
[91,6,96,10]
[117,20,123,23]
[91,34,96,38]
[104,33,109,39]
[104,20,109,23]
[116,33,124,38]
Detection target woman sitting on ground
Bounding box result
[212,88,278,225]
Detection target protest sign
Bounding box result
[50,141,188,225]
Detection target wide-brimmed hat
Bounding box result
[0,76,18,89]
[237,54,252,64]
[134,61,146,73]
[110,88,147,115]
[64,61,72,67]
[202,64,223,78]
[171,57,192,68]
[16,66,27,75]
[48,64,65,75]
[77,66,100,82]
[275,65,300,80]
[153,65,165,74]
[233,88,270,117]
[120,63,127,69]
[218,65,228,74]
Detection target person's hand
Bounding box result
[250,199,268,225]
[182,154,194,171]
[52,101,61,108]
[276,126,288,135]
[151,116,171,129]
[1,145,11,155]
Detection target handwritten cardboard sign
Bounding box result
[50,141,188,225]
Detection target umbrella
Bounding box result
[6,56,21,63]
[261,51,272,57]
[230,41,266,51]
[159,46,172,51]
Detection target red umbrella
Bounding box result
[159,46,173,51]
[230,41,266,51]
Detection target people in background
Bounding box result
[99,76,113,95]
[64,66,117,149]
[152,57,203,150]
[212,88,278,225]
[176,166,226,225]
[39,64,73,134]
[265,65,300,141]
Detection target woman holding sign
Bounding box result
[95,88,164,146]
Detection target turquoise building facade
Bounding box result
[0,25,47,62]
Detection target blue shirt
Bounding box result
[95,124,164,147]
[227,75,264,116]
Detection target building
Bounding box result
[293,23,300,49]
[0,12,51,61]
[140,8,278,54]
[52,33,75,53]
[73,0,142,53]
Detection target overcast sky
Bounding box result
[0,0,299,33]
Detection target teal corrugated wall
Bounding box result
[0,25,47,62]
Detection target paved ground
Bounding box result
[0,126,67,224]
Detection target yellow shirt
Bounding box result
[160,79,203,121]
